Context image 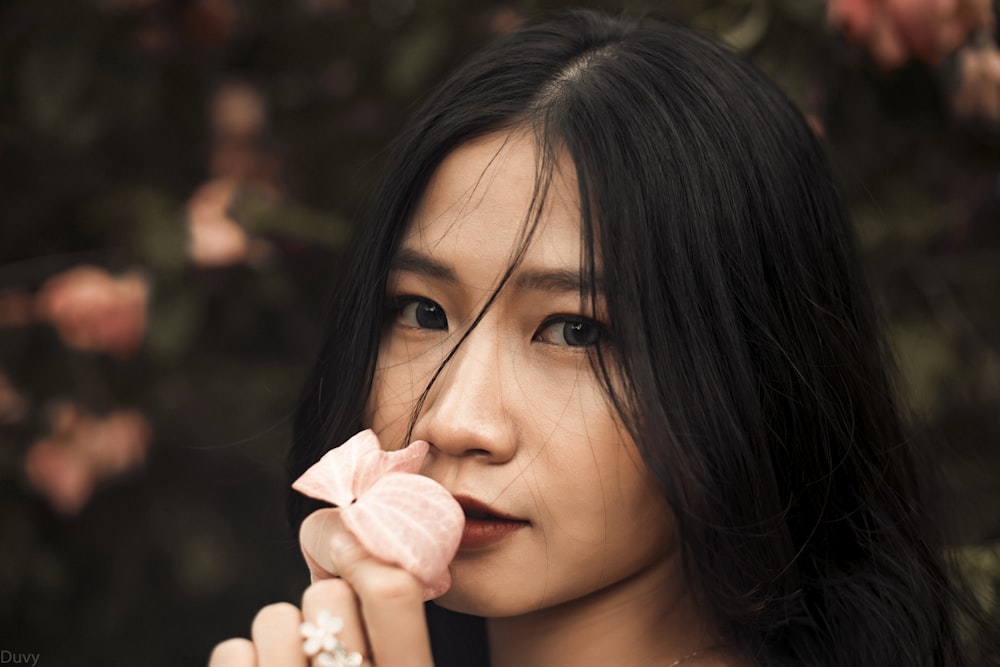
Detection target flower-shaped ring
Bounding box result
[300,610,363,667]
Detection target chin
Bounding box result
[433,587,506,618]
[433,584,541,619]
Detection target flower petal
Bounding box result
[292,430,428,506]
[341,472,464,600]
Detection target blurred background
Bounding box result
[0,0,998,664]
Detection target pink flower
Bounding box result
[293,429,430,506]
[36,266,150,359]
[487,6,526,36]
[211,81,266,140]
[0,371,30,426]
[293,430,465,600]
[82,409,153,477]
[185,179,250,267]
[828,0,995,70]
[828,0,877,43]
[24,404,152,515]
[24,436,95,515]
[954,41,1000,122]
[187,82,285,268]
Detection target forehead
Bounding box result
[400,131,583,277]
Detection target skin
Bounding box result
[210,131,732,666]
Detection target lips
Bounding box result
[454,495,529,550]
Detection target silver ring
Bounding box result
[300,610,363,667]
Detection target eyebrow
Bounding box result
[390,248,457,284]
[390,247,604,295]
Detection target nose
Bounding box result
[412,322,518,465]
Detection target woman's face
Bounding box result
[366,131,678,617]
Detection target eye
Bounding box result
[534,317,604,348]
[393,297,448,331]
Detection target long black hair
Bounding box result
[290,10,977,666]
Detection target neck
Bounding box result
[487,553,722,667]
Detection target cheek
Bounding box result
[609,465,676,554]
[365,339,438,447]
[540,440,671,542]
[366,372,408,450]
[545,414,675,562]
[520,444,676,608]
[603,432,676,544]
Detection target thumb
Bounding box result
[299,507,365,582]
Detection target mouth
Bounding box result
[456,496,522,521]
[454,495,529,550]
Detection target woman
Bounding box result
[211,10,977,666]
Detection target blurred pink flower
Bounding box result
[828,0,994,69]
[24,436,94,515]
[186,81,284,268]
[954,41,1000,122]
[207,81,277,183]
[487,6,526,36]
[36,266,150,359]
[211,81,266,140]
[186,179,251,267]
[24,404,152,515]
[0,371,30,426]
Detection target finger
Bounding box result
[209,638,256,667]
[300,509,434,665]
[250,602,307,667]
[300,508,344,582]
[328,529,434,667]
[301,579,369,665]
[303,549,329,584]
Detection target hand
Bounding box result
[209,508,434,666]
